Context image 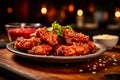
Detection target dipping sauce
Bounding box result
[8,28,36,41]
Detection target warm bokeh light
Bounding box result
[115,11,120,18]
[46,7,57,22]
[41,7,47,14]
[88,4,94,13]
[7,7,13,13]
[104,11,109,20]
[68,4,74,13]
[77,9,83,16]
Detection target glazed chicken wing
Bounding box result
[54,44,87,56]
[28,44,53,55]
[87,41,97,53]
[54,42,96,56]
[36,27,58,46]
[62,28,90,44]
[14,37,41,50]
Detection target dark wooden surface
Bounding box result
[0,46,120,80]
[0,32,120,80]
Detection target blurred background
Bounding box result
[0,0,120,34]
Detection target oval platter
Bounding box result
[7,42,106,63]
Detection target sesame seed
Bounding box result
[93,67,97,70]
[93,65,97,67]
[103,64,105,66]
[103,61,106,63]
[79,69,83,72]
[106,60,108,63]
[108,58,112,61]
[92,71,96,74]
[113,63,117,65]
[87,65,90,67]
[99,59,102,62]
[113,59,118,62]
[99,64,102,66]
[105,68,108,70]
[103,58,106,60]
[112,55,115,57]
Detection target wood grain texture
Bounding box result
[0,46,120,80]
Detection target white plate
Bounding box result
[7,42,106,63]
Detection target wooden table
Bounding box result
[0,46,120,80]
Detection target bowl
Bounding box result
[92,34,119,50]
[5,23,42,42]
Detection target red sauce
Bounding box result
[8,28,36,41]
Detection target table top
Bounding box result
[0,46,120,80]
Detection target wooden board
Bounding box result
[0,46,120,80]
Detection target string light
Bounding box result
[115,11,120,18]
[88,4,94,13]
[77,9,83,16]
[7,7,13,13]
[41,7,47,14]
[68,4,74,13]
[41,4,47,15]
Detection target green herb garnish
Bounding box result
[51,21,72,36]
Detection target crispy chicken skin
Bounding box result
[35,27,58,46]
[28,44,53,55]
[87,41,97,53]
[54,28,96,56]
[14,27,97,56]
[54,42,96,56]
[14,37,41,50]
[62,28,90,44]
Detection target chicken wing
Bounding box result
[62,28,90,44]
[14,37,41,50]
[54,42,96,56]
[28,44,53,55]
[36,27,58,46]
